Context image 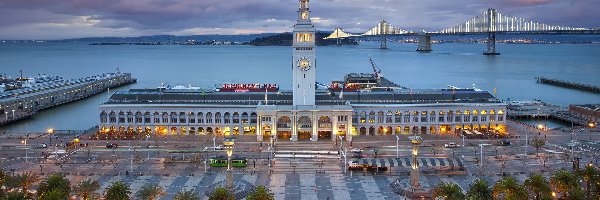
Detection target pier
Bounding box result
[0,72,136,126]
[536,77,600,93]
[507,101,589,126]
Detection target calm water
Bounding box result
[1,41,599,132]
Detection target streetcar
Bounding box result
[209,156,248,167]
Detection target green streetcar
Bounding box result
[209,156,248,167]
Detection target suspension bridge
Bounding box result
[325,8,600,55]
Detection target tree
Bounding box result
[466,179,492,200]
[0,170,6,197]
[432,182,465,200]
[136,184,165,200]
[9,172,39,197]
[531,137,545,157]
[523,174,551,200]
[246,185,275,200]
[577,165,598,198]
[37,173,71,200]
[104,181,131,200]
[73,179,100,200]
[40,189,69,200]
[173,189,201,200]
[4,191,27,200]
[208,187,234,200]
[550,169,583,200]
[492,176,528,200]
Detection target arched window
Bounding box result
[197,112,204,123]
[233,112,240,123]
[318,116,332,128]
[298,116,312,128]
[241,112,249,123]
[250,112,257,124]
[368,111,376,123]
[206,112,213,123]
[215,112,222,123]
[277,116,291,128]
[224,112,231,124]
[100,111,107,123]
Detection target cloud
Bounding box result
[0,0,598,40]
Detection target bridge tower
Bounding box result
[416,33,432,52]
[379,20,388,49]
[483,8,501,55]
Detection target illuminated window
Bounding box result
[296,33,312,42]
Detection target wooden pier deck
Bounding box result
[507,101,589,126]
[536,77,600,93]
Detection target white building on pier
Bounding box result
[98,0,506,142]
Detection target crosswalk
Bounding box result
[356,157,464,168]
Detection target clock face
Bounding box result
[297,58,310,71]
[301,12,308,20]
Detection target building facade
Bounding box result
[98,0,507,142]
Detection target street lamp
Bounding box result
[223,137,235,190]
[479,144,491,170]
[395,135,400,158]
[21,139,28,163]
[588,121,596,140]
[47,128,54,146]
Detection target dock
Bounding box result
[0,72,136,126]
[507,101,589,126]
[536,77,600,93]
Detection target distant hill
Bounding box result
[246,32,359,46]
[58,34,278,43]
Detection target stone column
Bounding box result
[291,115,298,141]
[346,114,352,142]
[256,115,263,141]
[272,115,278,141]
[332,115,338,141]
[312,114,318,141]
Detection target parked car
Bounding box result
[214,145,225,150]
[496,140,511,146]
[106,143,119,148]
[351,148,363,153]
[444,142,458,148]
[34,143,48,148]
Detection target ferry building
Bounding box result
[98,0,507,142]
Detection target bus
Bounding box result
[209,156,248,167]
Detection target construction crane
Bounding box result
[369,56,382,79]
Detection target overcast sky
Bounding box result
[1,0,598,40]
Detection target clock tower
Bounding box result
[292,0,316,106]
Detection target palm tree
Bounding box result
[531,137,545,157]
[550,169,583,200]
[208,187,234,200]
[578,164,598,198]
[432,182,465,200]
[73,179,100,200]
[246,185,275,200]
[0,170,6,197]
[466,179,492,200]
[11,172,39,197]
[523,174,551,200]
[136,184,165,200]
[37,173,71,200]
[104,181,131,200]
[173,189,200,200]
[4,191,27,200]
[492,176,528,200]
[39,188,69,200]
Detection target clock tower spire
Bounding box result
[292,0,316,106]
